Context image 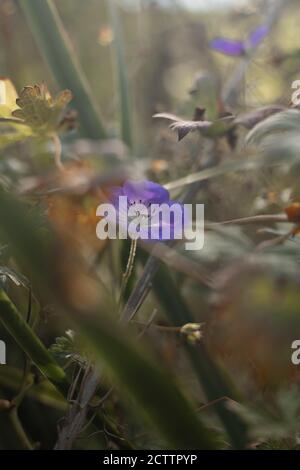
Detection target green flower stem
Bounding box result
[51,133,64,172]
[0,289,69,396]
[0,291,133,449]
[1,405,33,450]
[118,238,137,310]
[0,366,67,410]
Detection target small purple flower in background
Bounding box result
[109,180,187,241]
[210,24,269,57]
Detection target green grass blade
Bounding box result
[0,289,68,396]
[138,253,250,449]
[164,156,281,191]
[108,1,133,148]
[18,0,107,139]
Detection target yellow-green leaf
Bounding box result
[12,84,73,135]
[0,77,19,118]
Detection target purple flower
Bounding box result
[109,180,187,241]
[210,24,269,57]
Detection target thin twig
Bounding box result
[254,226,297,252]
[196,396,237,413]
[206,213,288,228]
[136,309,158,339]
[118,238,137,311]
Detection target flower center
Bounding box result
[128,199,154,220]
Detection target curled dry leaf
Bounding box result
[155,103,288,143]
[153,112,234,141]
[169,119,212,141]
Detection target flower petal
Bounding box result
[247,24,269,49]
[210,38,245,56]
[124,180,170,204]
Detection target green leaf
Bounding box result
[12,84,73,136]
[50,329,87,366]
[0,79,33,149]
[0,288,69,396]
[246,109,300,145]
[232,386,300,441]
[0,119,32,150]
[0,78,19,118]
[0,366,67,410]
